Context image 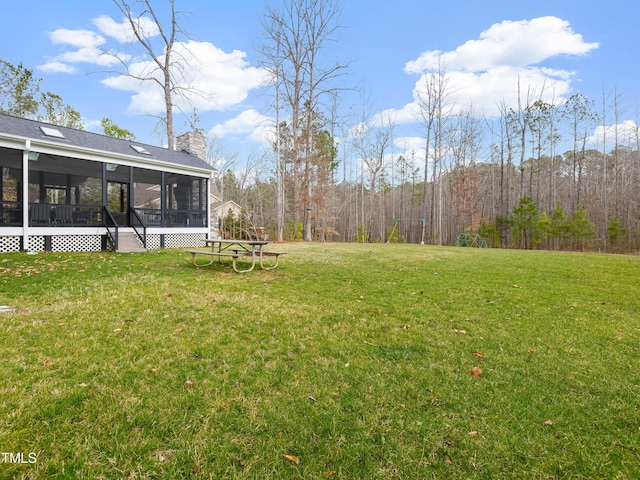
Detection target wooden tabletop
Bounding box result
[205,239,268,246]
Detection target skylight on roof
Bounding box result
[40,126,65,139]
[130,145,151,155]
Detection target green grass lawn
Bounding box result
[1,243,639,479]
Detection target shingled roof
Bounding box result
[0,113,214,172]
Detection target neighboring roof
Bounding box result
[210,193,226,203]
[0,113,215,172]
[212,198,242,206]
[211,199,243,211]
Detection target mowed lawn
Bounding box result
[1,243,639,479]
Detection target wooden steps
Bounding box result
[116,231,146,253]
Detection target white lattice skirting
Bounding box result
[0,233,208,253]
[0,236,21,252]
[163,233,207,248]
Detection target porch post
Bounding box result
[161,171,166,227]
[129,167,134,224]
[22,140,30,251]
[207,173,212,239]
[101,162,107,209]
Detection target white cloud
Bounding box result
[405,16,598,74]
[398,16,599,121]
[48,28,104,49]
[55,47,121,67]
[38,61,76,74]
[39,28,124,72]
[346,121,367,141]
[39,14,268,140]
[434,66,572,117]
[102,41,268,115]
[395,136,426,156]
[210,109,273,144]
[589,120,639,148]
[92,15,160,43]
[374,104,419,127]
[39,14,164,73]
[370,109,398,128]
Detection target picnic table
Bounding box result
[186,239,286,273]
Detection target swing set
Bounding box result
[386,219,426,244]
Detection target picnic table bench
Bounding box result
[186,239,286,273]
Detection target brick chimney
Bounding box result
[176,132,207,161]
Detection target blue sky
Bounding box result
[1,0,638,168]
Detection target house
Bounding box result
[0,113,216,252]
[210,194,247,239]
[210,194,243,220]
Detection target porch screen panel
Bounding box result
[28,154,102,226]
[165,173,206,227]
[133,168,162,226]
[0,147,22,225]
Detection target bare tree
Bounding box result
[610,86,629,219]
[351,107,395,241]
[112,0,201,149]
[527,100,557,207]
[598,84,614,248]
[448,108,483,234]
[562,93,598,210]
[272,40,286,241]
[415,60,454,244]
[260,3,304,239]
[260,0,348,241]
[514,79,542,199]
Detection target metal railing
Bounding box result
[136,208,162,226]
[102,206,118,251]
[28,203,100,226]
[17,203,204,231]
[165,209,205,227]
[129,207,147,249]
[0,201,21,225]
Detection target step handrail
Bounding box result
[129,207,147,249]
[102,207,119,251]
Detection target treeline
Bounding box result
[245,10,640,252]
[4,49,639,253]
[219,92,640,253]
[221,159,639,252]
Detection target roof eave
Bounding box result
[0,132,215,176]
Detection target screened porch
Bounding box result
[0,146,208,229]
